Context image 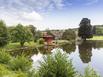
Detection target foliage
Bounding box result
[0,64,28,77]
[78,18,93,40]
[27,25,36,41]
[61,42,76,54]
[0,50,101,77]
[34,30,42,42]
[10,24,33,46]
[0,64,11,77]
[38,51,76,77]
[0,20,8,47]
[83,66,100,77]
[95,26,103,35]
[38,38,45,44]
[62,29,76,41]
[0,50,11,64]
[46,29,54,36]
[9,55,32,71]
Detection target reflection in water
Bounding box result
[78,40,103,63]
[78,41,92,63]
[38,45,54,54]
[92,40,103,49]
[9,47,39,57]
[61,42,76,54]
[31,52,43,62]
[51,47,64,54]
[31,47,64,69]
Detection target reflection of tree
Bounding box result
[61,42,76,54]
[9,47,39,57]
[92,41,103,49]
[38,46,53,54]
[78,41,92,63]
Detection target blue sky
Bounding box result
[0,0,103,30]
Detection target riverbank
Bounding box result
[0,40,74,51]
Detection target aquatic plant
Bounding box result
[38,51,76,77]
[9,55,32,72]
[0,50,11,64]
[83,66,100,77]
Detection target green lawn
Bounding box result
[0,41,43,50]
[88,36,103,40]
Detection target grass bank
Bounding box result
[0,41,43,51]
[88,36,103,40]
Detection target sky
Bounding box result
[0,0,103,30]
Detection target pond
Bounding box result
[31,40,103,76]
[8,40,103,76]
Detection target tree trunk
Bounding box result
[20,42,25,47]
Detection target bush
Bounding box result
[0,50,11,64]
[38,51,76,77]
[0,64,11,77]
[38,38,45,44]
[83,66,100,77]
[62,29,76,41]
[9,55,32,72]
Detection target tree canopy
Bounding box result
[62,29,76,41]
[0,20,8,47]
[26,25,37,42]
[78,18,93,40]
[10,24,32,46]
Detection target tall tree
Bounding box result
[0,20,8,47]
[10,24,32,46]
[78,18,93,40]
[26,25,36,42]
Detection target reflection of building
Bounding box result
[78,41,92,63]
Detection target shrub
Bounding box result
[0,50,11,64]
[0,64,11,76]
[0,66,28,77]
[9,55,32,72]
[38,38,45,44]
[38,51,76,77]
[83,66,100,77]
[62,29,76,41]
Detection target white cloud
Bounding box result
[0,9,43,27]
[20,11,43,21]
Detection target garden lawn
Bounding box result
[88,36,103,40]
[0,41,43,51]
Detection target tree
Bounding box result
[78,18,93,40]
[27,25,36,41]
[62,29,76,41]
[34,30,42,42]
[10,24,32,46]
[0,20,8,47]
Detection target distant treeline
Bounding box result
[93,25,103,35]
